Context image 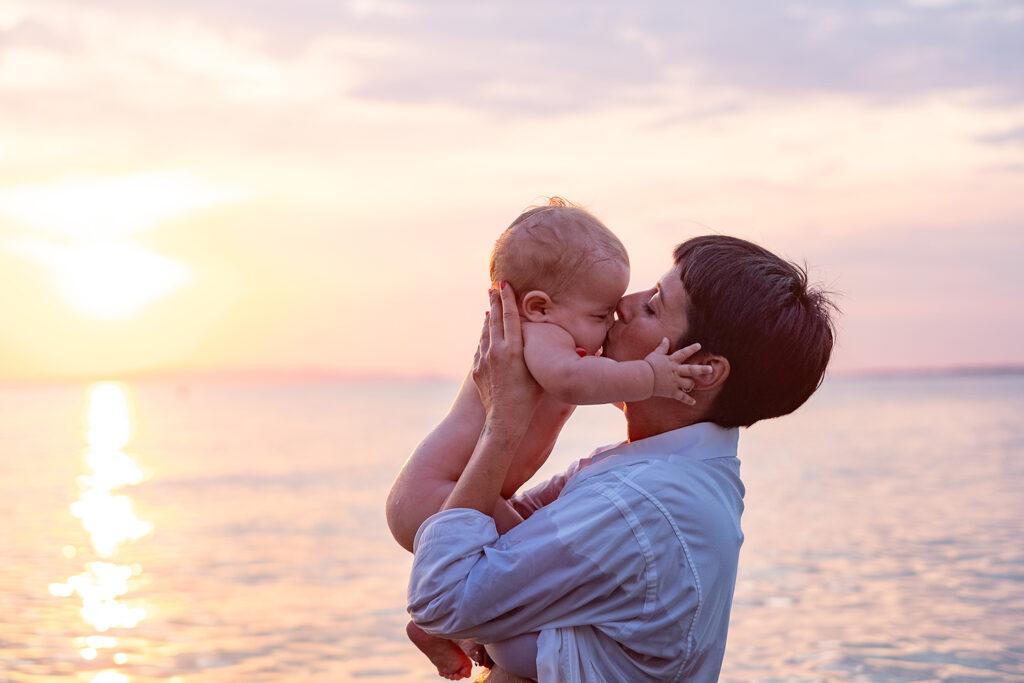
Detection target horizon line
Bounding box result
[2,363,1024,385]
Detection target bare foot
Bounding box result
[407,621,474,680]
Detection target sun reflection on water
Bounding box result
[48,382,152,680]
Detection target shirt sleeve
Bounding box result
[508,447,616,519]
[407,479,646,644]
[508,468,571,519]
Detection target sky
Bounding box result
[1,0,1022,380]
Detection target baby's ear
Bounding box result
[521,290,552,322]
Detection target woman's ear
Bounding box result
[521,290,552,321]
[694,354,730,392]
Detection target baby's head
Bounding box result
[490,198,630,354]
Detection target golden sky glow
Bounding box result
[2,1,1023,379]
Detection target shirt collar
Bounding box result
[570,421,739,485]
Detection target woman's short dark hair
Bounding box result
[674,236,838,428]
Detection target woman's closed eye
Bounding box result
[642,302,654,315]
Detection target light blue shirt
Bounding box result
[408,422,744,682]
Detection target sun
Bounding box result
[0,171,245,320]
[53,243,193,320]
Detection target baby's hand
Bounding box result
[644,340,711,405]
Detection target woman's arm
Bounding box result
[442,284,542,515]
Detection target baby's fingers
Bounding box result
[676,372,698,399]
[669,342,702,363]
[651,337,671,356]
[674,384,697,406]
[676,364,713,380]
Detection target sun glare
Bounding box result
[7,238,192,320]
[86,383,134,450]
[0,171,246,320]
[0,171,244,240]
[49,382,152,646]
[56,243,192,320]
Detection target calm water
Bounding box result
[1,374,1022,682]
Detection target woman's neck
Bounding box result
[624,397,701,442]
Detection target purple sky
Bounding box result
[0,0,1022,379]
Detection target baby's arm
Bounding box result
[523,322,707,405]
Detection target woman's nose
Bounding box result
[615,291,644,323]
[614,286,655,321]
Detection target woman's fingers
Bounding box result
[473,308,490,379]
[478,309,491,356]
[474,282,541,416]
[488,286,504,344]
[498,282,521,351]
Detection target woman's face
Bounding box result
[604,264,691,362]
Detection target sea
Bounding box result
[1,373,1022,682]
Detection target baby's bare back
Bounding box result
[385,372,574,552]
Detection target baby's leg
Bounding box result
[484,632,538,681]
[386,373,487,552]
[390,377,521,678]
[387,372,572,552]
[389,374,566,679]
[492,496,525,534]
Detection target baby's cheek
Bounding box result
[586,325,608,352]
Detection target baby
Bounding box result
[385,199,706,679]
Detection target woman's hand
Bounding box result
[472,283,543,430]
[439,283,542,517]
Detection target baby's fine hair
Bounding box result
[489,197,628,300]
